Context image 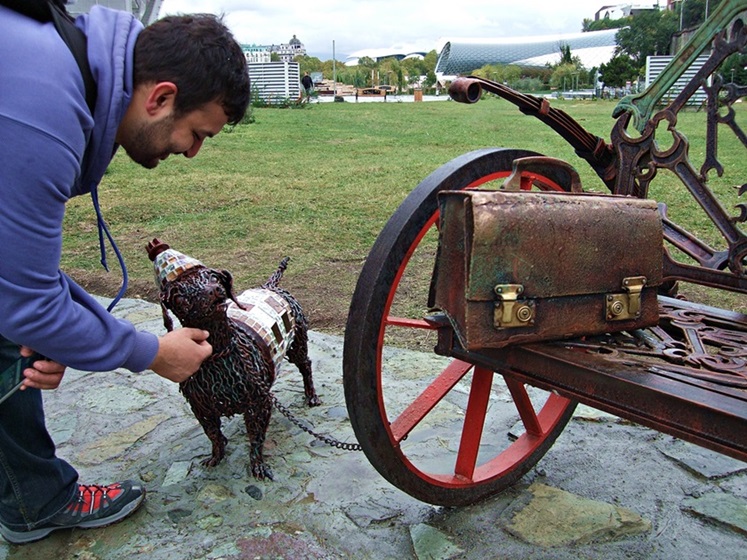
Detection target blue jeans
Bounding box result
[0,336,77,529]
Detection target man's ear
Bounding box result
[144,82,178,117]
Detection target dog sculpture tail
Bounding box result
[262,257,290,289]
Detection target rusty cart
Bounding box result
[343,0,747,506]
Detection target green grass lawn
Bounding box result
[61,96,746,332]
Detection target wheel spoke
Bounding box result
[384,316,435,329]
[466,171,509,189]
[389,360,473,442]
[454,367,494,480]
[505,377,544,437]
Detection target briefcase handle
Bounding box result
[501,156,583,193]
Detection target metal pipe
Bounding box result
[448,78,482,103]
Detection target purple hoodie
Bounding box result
[0,6,159,372]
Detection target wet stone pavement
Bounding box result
[2,296,747,560]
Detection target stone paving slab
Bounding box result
[1,297,746,560]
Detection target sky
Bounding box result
[158,1,642,61]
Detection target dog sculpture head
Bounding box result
[161,267,239,330]
[146,238,243,332]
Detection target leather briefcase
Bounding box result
[428,190,663,350]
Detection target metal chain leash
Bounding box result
[242,357,362,452]
[267,391,362,451]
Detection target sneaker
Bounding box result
[0,480,145,544]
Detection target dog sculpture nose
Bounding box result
[204,280,226,301]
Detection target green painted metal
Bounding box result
[614,0,747,131]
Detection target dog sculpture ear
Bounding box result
[159,288,175,332]
[219,269,246,310]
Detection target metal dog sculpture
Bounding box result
[146,239,321,480]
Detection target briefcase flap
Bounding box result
[428,190,663,349]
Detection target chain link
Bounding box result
[268,391,362,451]
[245,359,362,452]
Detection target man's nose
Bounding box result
[183,138,204,159]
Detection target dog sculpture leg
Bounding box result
[286,330,321,407]
[190,404,228,467]
[243,395,274,480]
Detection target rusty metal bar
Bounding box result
[449,77,617,189]
[436,297,747,463]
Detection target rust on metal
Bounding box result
[439,4,747,464]
[430,190,664,349]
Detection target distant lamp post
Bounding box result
[679,0,685,31]
[332,40,337,95]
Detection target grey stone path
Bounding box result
[1,297,746,559]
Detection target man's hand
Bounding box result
[149,328,212,383]
[19,347,66,391]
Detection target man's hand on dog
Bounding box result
[150,328,213,382]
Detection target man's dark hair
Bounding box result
[133,13,250,125]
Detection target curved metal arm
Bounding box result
[449,77,616,188]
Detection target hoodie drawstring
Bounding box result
[90,188,128,312]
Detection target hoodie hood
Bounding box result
[75,6,142,196]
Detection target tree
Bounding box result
[550,62,582,91]
[400,57,422,84]
[337,68,368,88]
[548,43,588,90]
[379,57,404,91]
[355,56,379,86]
[582,16,627,32]
[503,65,522,85]
[472,63,522,88]
[356,56,377,69]
[720,52,747,84]
[586,66,599,88]
[599,54,638,91]
[391,50,440,92]
[423,50,438,71]
[423,70,437,90]
[294,54,324,76]
[320,58,346,79]
[679,0,726,29]
[615,8,679,66]
[559,43,573,65]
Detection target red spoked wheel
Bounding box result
[343,148,578,506]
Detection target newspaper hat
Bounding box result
[146,238,204,287]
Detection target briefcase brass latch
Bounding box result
[606,276,647,321]
[494,284,535,328]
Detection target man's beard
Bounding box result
[123,115,175,169]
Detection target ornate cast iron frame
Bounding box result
[444,0,747,460]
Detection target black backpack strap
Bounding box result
[48,2,97,113]
[1,0,97,113]
[0,0,53,20]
